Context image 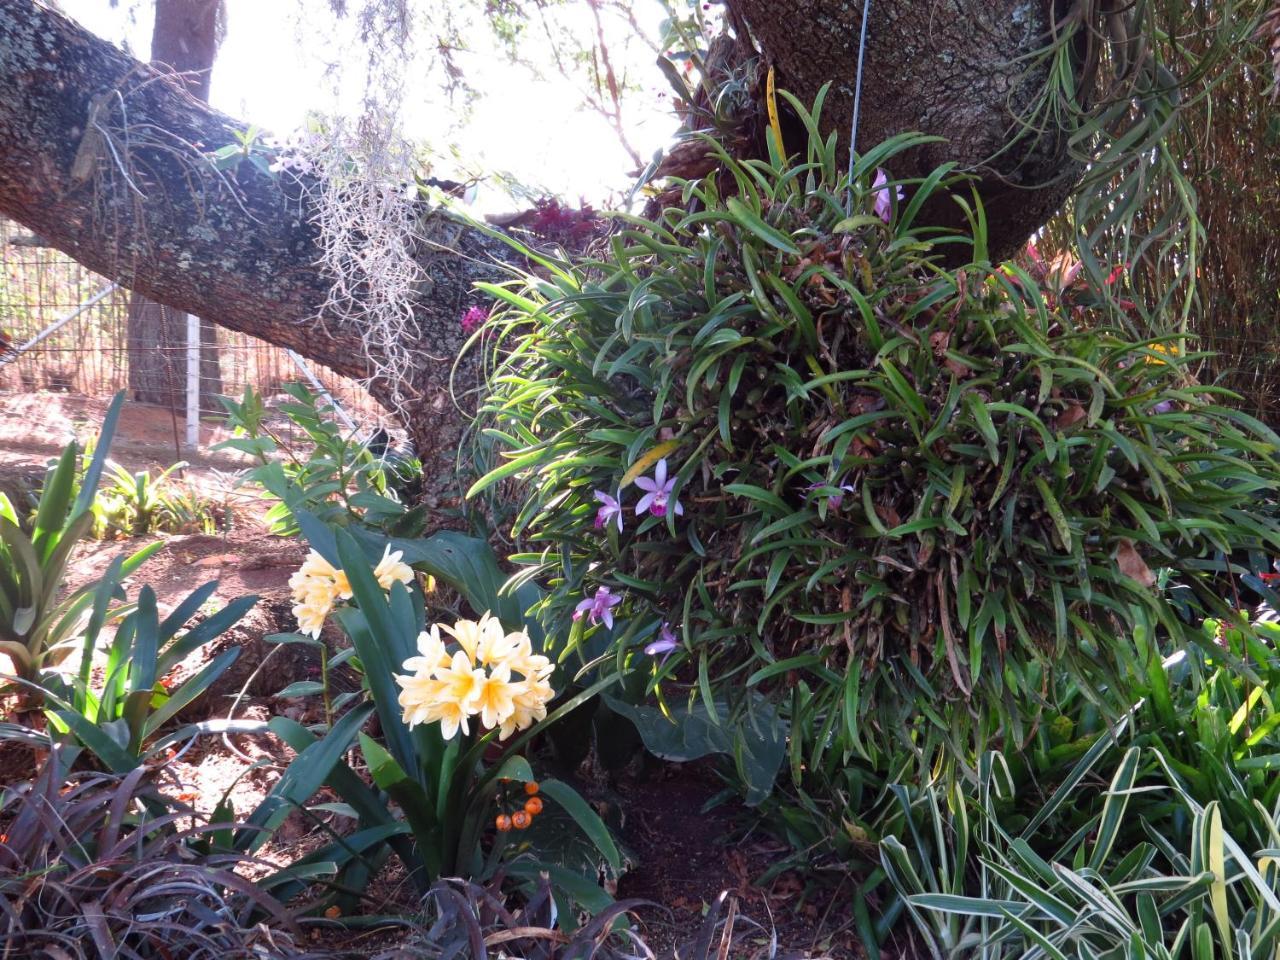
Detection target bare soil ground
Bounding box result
[0,392,868,959]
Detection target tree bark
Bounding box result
[0,0,507,489]
[729,0,1081,261]
[126,297,222,413]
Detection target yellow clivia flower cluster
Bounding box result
[395,612,554,740]
[289,546,414,638]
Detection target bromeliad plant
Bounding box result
[43,571,256,773]
[471,88,1280,771]
[0,551,257,772]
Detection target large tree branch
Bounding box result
[0,0,507,481]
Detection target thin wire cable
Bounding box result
[845,0,873,213]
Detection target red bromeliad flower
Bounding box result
[461,305,488,336]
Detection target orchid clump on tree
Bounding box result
[471,92,1280,779]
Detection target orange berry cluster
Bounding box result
[495,780,543,832]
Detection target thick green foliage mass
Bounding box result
[475,97,1280,764]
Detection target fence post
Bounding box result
[185,312,199,450]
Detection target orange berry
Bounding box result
[324,905,341,919]
[495,814,512,832]
[511,810,531,829]
[524,796,543,815]
[524,781,539,796]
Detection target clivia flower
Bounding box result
[635,459,683,519]
[872,168,904,223]
[289,547,414,639]
[395,612,554,740]
[573,585,622,630]
[644,622,679,659]
[593,490,623,531]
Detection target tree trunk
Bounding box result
[125,296,222,413]
[0,0,1086,478]
[127,0,224,411]
[729,0,1081,261]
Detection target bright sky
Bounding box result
[61,0,681,208]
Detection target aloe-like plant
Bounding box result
[0,392,161,685]
[26,567,259,772]
[97,458,218,536]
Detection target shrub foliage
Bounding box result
[476,93,1280,765]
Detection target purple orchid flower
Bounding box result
[1150,400,1175,415]
[593,490,623,531]
[872,169,904,223]
[635,458,683,519]
[806,479,856,510]
[573,585,622,630]
[644,622,679,659]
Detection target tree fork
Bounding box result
[727,0,1082,261]
[0,0,508,488]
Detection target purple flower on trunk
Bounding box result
[644,622,679,658]
[872,169,904,223]
[635,458,683,519]
[593,490,623,531]
[573,586,622,630]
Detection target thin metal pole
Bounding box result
[845,0,873,212]
[2,283,119,362]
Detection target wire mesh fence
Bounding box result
[0,218,391,437]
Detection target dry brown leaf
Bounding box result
[1053,402,1088,431]
[1116,538,1156,588]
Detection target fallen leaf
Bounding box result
[1053,402,1087,431]
[876,503,901,527]
[1116,539,1156,588]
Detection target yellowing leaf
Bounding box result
[620,440,680,489]
[1208,804,1230,946]
[766,66,785,159]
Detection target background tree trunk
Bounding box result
[126,0,224,412]
[125,298,222,411]
[0,0,510,488]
